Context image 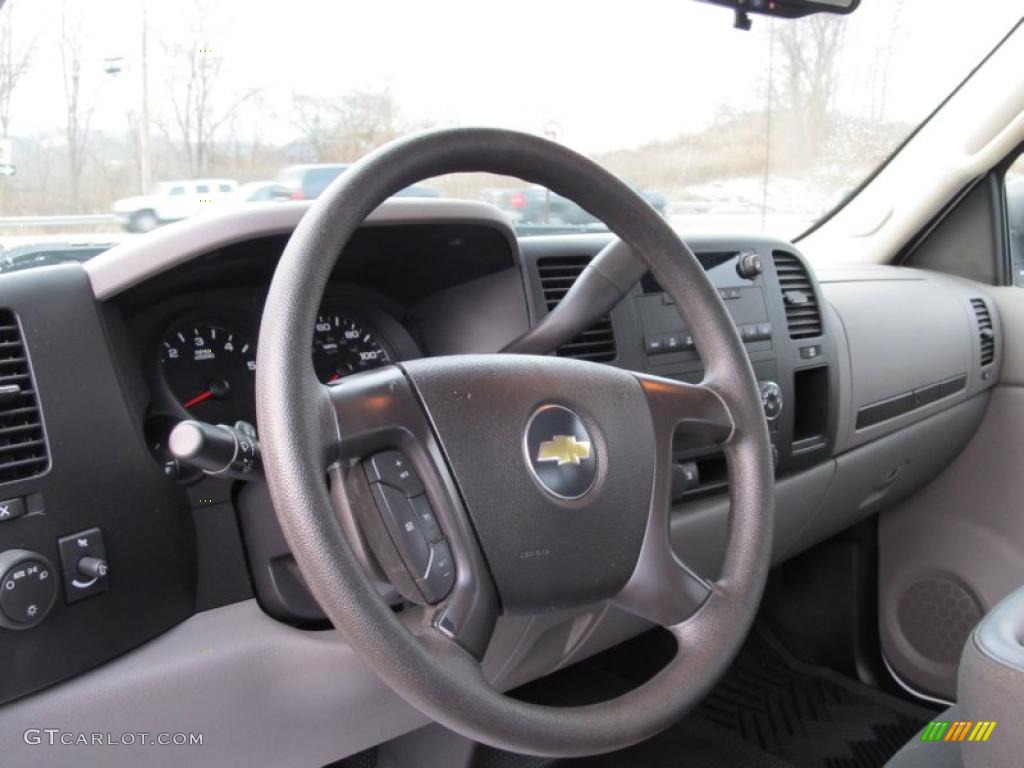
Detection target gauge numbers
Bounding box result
[312,312,391,383]
[160,323,256,424]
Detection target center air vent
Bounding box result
[0,311,48,482]
[970,298,995,366]
[536,255,617,362]
[772,251,822,339]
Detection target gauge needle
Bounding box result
[327,373,341,383]
[182,390,214,409]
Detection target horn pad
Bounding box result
[401,354,655,613]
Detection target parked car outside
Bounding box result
[231,181,292,203]
[274,164,442,200]
[484,183,667,225]
[111,179,239,232]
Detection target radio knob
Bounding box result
[0,549,58,630]
[759,380,783,420]
[736,251,764,280]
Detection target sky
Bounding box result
[5,0,1022,155]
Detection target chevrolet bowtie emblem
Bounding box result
[536,435,592,466]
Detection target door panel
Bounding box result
[879,286,1024,700]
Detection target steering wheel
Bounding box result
[256,128,774,757]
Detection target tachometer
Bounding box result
[160,323,256,424]
[312,312,391,383]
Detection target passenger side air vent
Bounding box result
[0,311,48,482]
[536,255,617,362]
[772,251,822,339]
[970,298,995,366]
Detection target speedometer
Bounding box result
[312,312,391,383]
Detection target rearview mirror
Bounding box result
[698,0,859,29]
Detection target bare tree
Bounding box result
[291,88,403,162]
[774,15,845,162]
[59,2,92,212]
[291,93,335,162]
[162,4,258,177]
[0,0,34,139]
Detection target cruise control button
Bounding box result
[417,539,455,603]
[365,451,424,497]
[370,483,431,577]
[409,494,442,542]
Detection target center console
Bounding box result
[520,233,840,494]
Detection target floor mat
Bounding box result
[473,721,791,768]
[469,624,937,768]
[690,627,936,768]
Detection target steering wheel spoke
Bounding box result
[636,373,734,445]
[611,375,733,627]
[324,365,499,659]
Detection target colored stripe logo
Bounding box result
[921,721,997,743]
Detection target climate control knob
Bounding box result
[0,549,57,630]
[759,380,783,420]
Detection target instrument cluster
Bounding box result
[145,289,418,428]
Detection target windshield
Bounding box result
[0,0,1018,262]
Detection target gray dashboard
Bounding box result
[0,199,1003,766]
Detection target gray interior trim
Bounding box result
[822,268,998,454]
[882,653,956,707]
[84,198,515,301]
[0,600,429,767]
[958,585,1024,768]
[0,597,654,768]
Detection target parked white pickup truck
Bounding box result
[111,178,239,232]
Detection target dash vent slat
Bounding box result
[970,298,995,366]
[0,310,49,482]
[536,256,618,362]
[772,251,823,339]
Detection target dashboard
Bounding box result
[0,198,1003,765]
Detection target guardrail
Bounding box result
[0,214,118,227]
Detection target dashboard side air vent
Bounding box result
[970,298,995,366]
[0,311,49,482]
[772,250,822,339]
[535,255,617,362]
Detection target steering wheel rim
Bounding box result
[256,128,774,757]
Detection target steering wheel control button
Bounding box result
[57,527,109,604]
[524,405,598,500]
[417,540,455,603]
[370,483,432,575]
[0,550,57,629]
[409,494,443,542]
[365,451,424,497]
[0,497,26,523]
